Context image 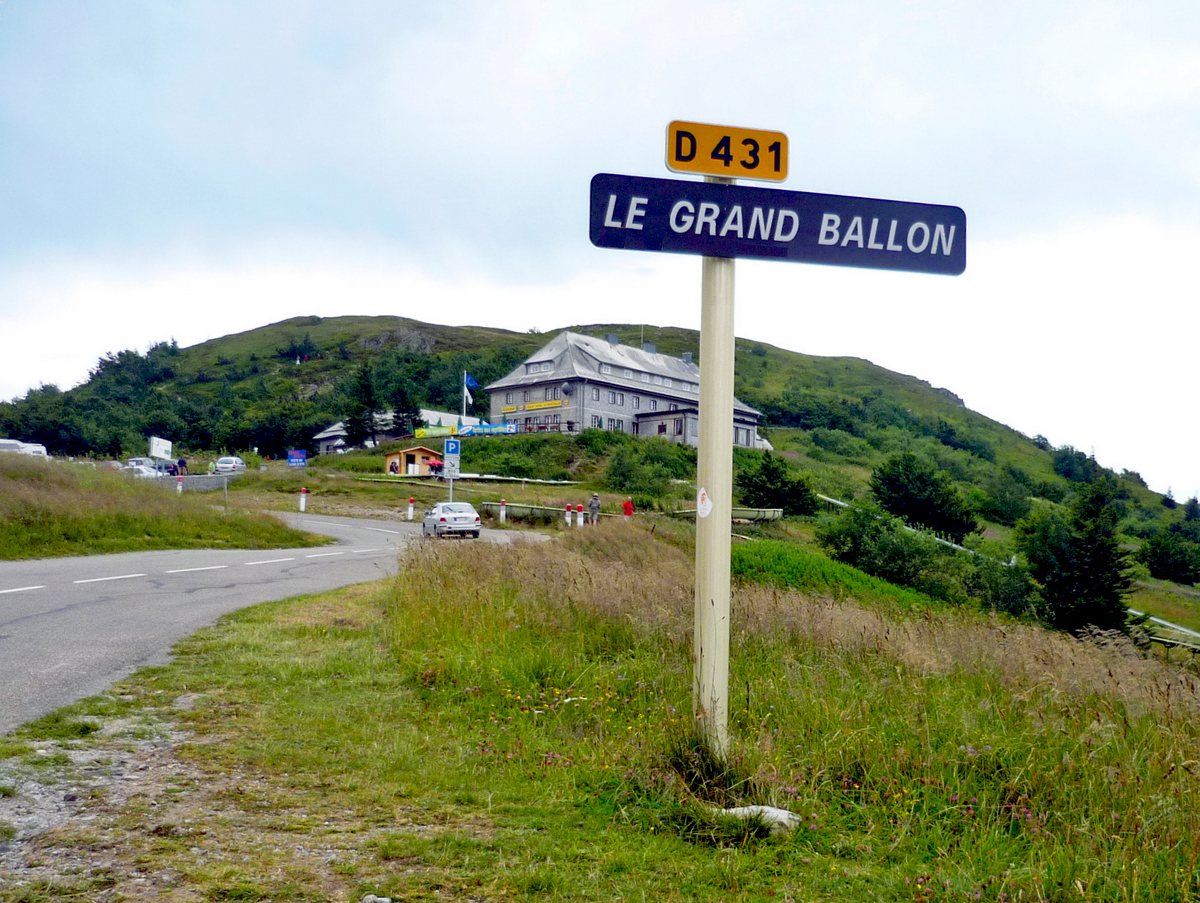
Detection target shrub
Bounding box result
[869,452,978,544]
[735,451,818,517]
[1138,528,1200,585]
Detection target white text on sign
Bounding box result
[589,174,966,276]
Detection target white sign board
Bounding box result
[443,438,461,478]
[149,436,173,461]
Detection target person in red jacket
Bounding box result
[622,496,634,522]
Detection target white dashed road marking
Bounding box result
[73,574,147,584]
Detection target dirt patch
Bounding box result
[0,698,474,902]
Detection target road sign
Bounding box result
[590,173,966,275]
[443,438,461,479]
[667,120,788,182]
[287,449,307,468]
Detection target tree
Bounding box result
[736,451,818,517]
[869,452,977,544]
[342,360,380,448]
[1185,497,1200,523]
[1014,476,1133,632]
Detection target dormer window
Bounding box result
[600,364,612,375]
[653,376,662,386]
[623,369,633,378]
[542,362,552,372]
[664,378,672,388]
[641,372,650,383]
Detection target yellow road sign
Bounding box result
[666,120,788,182]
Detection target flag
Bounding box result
[464,386,473,405]
[464,373,479,389]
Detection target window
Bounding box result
[664,378,672,388]
[591,387,600,401]
[522,390,530,402]
[649,399,657,411]
[674,419,684,436]
[691,383,699,393]
[632,422,640,435]
[591,415,602,429]
[641,372,650,383]
[542,362,552,372]
[553,386,561,400]
[669,403,678,411]
[657,423,667,435]
[607,391,616,404]
[505,392,513,404]
[623,369,633,378]
[545,387,553,401]
[601,364,612,374]
[607,418,616,431]
[617,393,624,406]
[632,396,640,409]
[653,375,663,386]
[616,420,624,432]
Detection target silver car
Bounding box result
[422,502,481,539]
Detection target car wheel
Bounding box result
[471,531,480,539]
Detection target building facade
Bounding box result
[484,331,765,448]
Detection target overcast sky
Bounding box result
[2,1,1197,498]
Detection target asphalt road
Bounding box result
[0,513,513,735]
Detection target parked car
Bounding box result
[214,456,247,473]
[422,501,481,539]
[124,464,164,479]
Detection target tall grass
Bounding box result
[13,522,1199,900]
[0,455,327,558]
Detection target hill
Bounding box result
[0,314,1190,545]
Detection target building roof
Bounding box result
[484,331,761,417]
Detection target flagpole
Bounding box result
[462,371,467,419]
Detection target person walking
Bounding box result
[622,496,634,522]
[587,493,601,525]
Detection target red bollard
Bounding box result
[407,497,415,521]
[576,503,585,528]
[500,499,507,524]
[299,487,308,512]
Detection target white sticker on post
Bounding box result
[697,487,713,518]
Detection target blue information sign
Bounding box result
[287,449,307,468]
[590,173,965,276]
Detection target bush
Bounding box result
[1138,528,1200,585]
[735,451,818,517]
[869,452,978,544]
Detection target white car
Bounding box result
[214,456,247,473]
[124,464,164,479]
[422,502,481,539]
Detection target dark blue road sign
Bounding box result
[589,173,965,276]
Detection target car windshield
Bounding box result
[441,504,474,513]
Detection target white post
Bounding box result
[565,504,572,526]
[176,475,183,495]
[694,191,736,757]
[499,499,507,523]
[299,487,308,512]
[576,504,585,528]
[407,497,415,521]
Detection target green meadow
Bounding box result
[5,524,1198,901]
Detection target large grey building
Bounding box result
[484,331,765,448]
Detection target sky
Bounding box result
[1,1,1198,498]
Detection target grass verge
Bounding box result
[3,523,1199,901]
[0,456,330,558]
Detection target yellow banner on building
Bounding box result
[526,399,563,410]
[415,426,457,438]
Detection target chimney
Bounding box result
[682,352,693,364]
[643,342,656,354]
[606,333,619,346]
